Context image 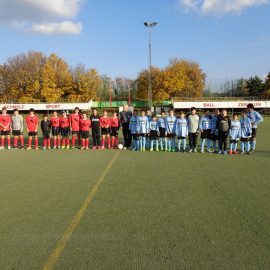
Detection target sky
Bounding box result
[0,0,270,83]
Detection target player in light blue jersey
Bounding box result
[240,110,252,155]
[129,110,139,151]
[149,114,160,151]
[136,110,150,152]
[175,111,188,152]
[247,104,263,151]
[210,109,220,152]
[229,113,241,155]
[158,111,167,151]
[199,110,212,153]
[165,109,177,152]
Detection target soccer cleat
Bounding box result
[53,146,57,150]
[101,146,105,150]
[26,147,31,150]
[66,145,70,150]
[189,149,193,153]
[92,146,97,150]
[149,148,153,152]
[171,149,175,152]
[218,151,223,155]
[0,146,3,150]
[156,148,159,152]
[193,148,197,153]
[7,146,11,150]
[61,146,66,150]
[223,151,227,155]
[201,150,204,153]
[240,151,245,155]
[207,149,212,153]
[142,148,146,152]
[233,150,238,155]
[35,147,39,150]
[247,151,251,155]
[229,150,233,155]
[85,147,89,150]
[71,146,75,149]
[43,147,46,150]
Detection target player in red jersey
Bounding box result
[100,110,111,149]
[0,107,12,150]
[50,111,61,149]
[60,111,70,149]
[25,108,39,150]
[110,111,120,149]
[70,107,81,149]
[79,112,91,150]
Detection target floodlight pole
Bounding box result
[144,22,157,109]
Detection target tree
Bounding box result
[263,72,270,98]
[246,76,265,97]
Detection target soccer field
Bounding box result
[1,119,270,270]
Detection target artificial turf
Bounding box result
[0,118,270,270]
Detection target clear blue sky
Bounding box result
[0,0,269,81]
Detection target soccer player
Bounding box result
[149,114,159,152]
[217,109,231,155]
[70,107,81,149]
[0,107,11,150]
[187,107,200,153]
[60,111,70,149]
[110,111,120,149]
[229,113,241,155]
[240,110,252,155]
[175,111,188,152]
[146,109,152,149]
[136,110,149,152]
[199,110,212,153]
[41,114,51,150]
[158,111,167,151]
[165,109,177,152]
[11,109,24,149]
[79,112,91,150]
[26,108,39,150]
[100,110,111,149]
[50,111,60,149]
[246,103,263,151]
[90,108,101,150]
[129,110,139,151]
[210,109,220,152]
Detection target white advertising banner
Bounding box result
[173,101,270,109]
[0,102,93,111]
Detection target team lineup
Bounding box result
[0,104,263,154]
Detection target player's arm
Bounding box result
[255,111,263,125]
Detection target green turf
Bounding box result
[0,119,270,270]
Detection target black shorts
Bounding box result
[241,137,250,142]
[150,130,158,140]
[28,132,38,137]
[43,133,50,139]
[110,127,119,137]
[80,131,90,139]
[230,139,239,144]
[251,128,257,139]
[101,128,110,135]
[12,130,23,136]
[159,127,166,138]
[52,127,60,136]
[61,127,70,137]
[201,129,212,140]
[132,134,138,140]
[178,136,186,140]
[167,133,175,138]
[72,131,80,136]
[0,130,11,136]
[139,133,147,137]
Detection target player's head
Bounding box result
[141,109,146,116]
[74,107,80,114]
[133,109,138,116]
[13,109,19,115]
[180,111,185,118]
[222,109,227,116]
[147,109,151,115]
[233,113,238,120]
[43,114,48,120]
[152,114,157,121]
[82,112,87,119]
[29,108,35,114]
[191,107,196,115]
[53,110,58,117]
[241,109,247,117]
[204,110,210,116]
[92,108,98,115]
[103,110,108,117]
[169,109,174,116]
[247,103,254,112]
[113,111,117,117]
[161,111,166,117]
[214,108,219,115]
[2,107,7,114]
[62,111,67,117]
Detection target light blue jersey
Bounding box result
[247,110,263,129]
[211,114,219,135]
[199,116,212,130]
[158,117,166,129]
[229,120,241,140]
[129,116,138,134]
[240,117,252,138]
[165,116,176,134]
[149,120,159,132]
[137,116,149,134]
[175,118,188,138]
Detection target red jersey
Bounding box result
[0,114,11,131]
[50,117,60,127]
[60,117,70,128]
[70,114,81,131]
[110,117,120,128]
[80,119,91,131]
[100,117,111,128]
[26,115,39,132]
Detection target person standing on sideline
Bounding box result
[246,104,263,152]
[90,108,101,150]
[187,107,200,153]
[217,109,231,155]
[120,105,132,149]
[11,109,24,149]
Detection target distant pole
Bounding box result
[144,22,158,109]
[109,82,112,110]
[128,82,131,106]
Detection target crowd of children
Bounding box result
[0,104,263,154]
